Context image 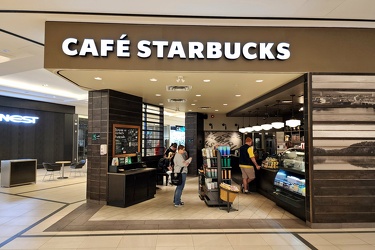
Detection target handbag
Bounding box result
[170,167,184,186]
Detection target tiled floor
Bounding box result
[0,168,374,249]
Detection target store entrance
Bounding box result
[199,76,306,220]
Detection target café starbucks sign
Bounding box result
[62,34,291,60]
[45,22,375,73]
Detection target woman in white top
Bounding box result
[173,145,192,207]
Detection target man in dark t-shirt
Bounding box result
[164,143,177,161]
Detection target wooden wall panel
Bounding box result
[310,75,375,224]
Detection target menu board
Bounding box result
[113,124,140,157]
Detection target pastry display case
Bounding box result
[273,148,306,220]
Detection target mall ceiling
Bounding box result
[1,1,375,119]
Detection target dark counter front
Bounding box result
[107,168,156,207]
[1,159,37,187]
[257,167,278,202]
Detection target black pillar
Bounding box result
[86,89,142,204]
[185,112,205,176]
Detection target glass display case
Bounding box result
[273,148,306,220]
[279,148,305,173]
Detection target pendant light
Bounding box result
[261,123,273,131]
[261,105,273,130]
[252,108,262,132]
[245,111,253,133]
[272,121,285,129]
[239,113,246,133]
[272,100,285,129]
[286,95,301,128]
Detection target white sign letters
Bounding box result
[62,34,291,60]
[0,114,39,124]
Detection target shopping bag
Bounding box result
[170,167,184,185]
[170,172,182,185]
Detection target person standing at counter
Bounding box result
[173,145,192,207]
[239,137,261,194]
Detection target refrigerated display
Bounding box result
[273,148,306,220]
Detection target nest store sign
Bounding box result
[61,35,291,61]
[0,114,39,124]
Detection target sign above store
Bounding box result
[0,114,39,124]
[61,34,291,60]
[45,22,375,73]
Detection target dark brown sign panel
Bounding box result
[113,124,140,157]
[44,21,375,73]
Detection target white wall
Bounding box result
[75,105,88,116]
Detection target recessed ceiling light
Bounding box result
[191,103,196,106]
[196,94,201,97]
[203,79,211,82]
[223,103,228,106]
[256,79,263,83]
[235,94,241,97]
[159,103,163,105]
[188,110,192,111]
[155,94,161,96]
[215,110,219,112]
[94,77,102,80]
[150,78,157,82]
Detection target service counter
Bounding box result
[1,159,37,187]
[107,167,156,207]
[257,167,278,202]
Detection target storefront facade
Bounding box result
[0,96,75,167]
[44,22,375,227]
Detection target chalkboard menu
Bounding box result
[113,124,140,157]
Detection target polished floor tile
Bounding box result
[0,168,375,250]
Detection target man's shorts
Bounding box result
[239,165,255,179]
